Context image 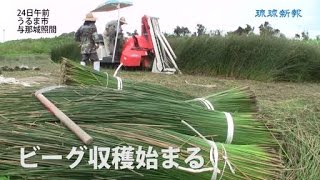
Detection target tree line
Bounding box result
[169,21,318,40]
[59,22,319,41]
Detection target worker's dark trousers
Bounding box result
[81,53,99,65]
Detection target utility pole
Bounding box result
[3,29,5,43]
[0,27,4,43]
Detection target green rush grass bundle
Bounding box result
[0,86,277,145]
[60,58,193,100]
[187,86,258,113]
[0,120,283,180]
[60,58,258,113]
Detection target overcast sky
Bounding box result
[0,0,319,42]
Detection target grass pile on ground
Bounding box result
[262,98,320,179]
[60,59,258,113]
[168,36,320,82]
[0,85,274,145]
[0,85,283,179]
[0,119,283,179]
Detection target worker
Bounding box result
[103,17,127,56]
[75,12,100,71]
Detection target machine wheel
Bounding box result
[140,57,152,71]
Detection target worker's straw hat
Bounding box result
[120,17,127,24]
[84,12,96,22]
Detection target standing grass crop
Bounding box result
[49,35,320,82]
[169,35,320,82]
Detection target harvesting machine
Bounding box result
[96,15,181,74]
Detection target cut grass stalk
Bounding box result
[0,120,283,180]
[60,58,258,113]
[0,86,277,145]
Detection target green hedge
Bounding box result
[0,37,73,56]
[50,42,81,63]
[169,36,320,82]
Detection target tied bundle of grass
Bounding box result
[60,58,192,100]
[60,58,258,113]
[186,86,258,113]
[0,119,283,180]
[0,86,276,145]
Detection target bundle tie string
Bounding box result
[223,112,234,144]
[104,72,109,87]
[181,120,219,180]
[115,76,123,90]
[185,98,234,144]
[186,98,215,111]
[218,144,235,180]
[112,63,123,90]
[181,120,235,179]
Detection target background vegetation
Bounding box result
[0,33,73,57]
[169,35,320,82]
